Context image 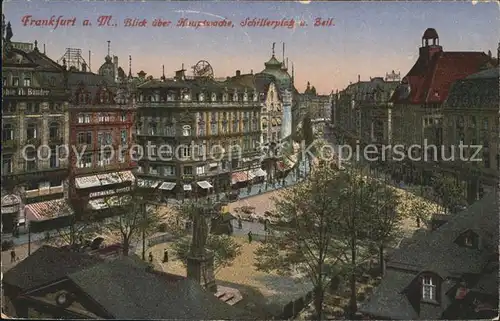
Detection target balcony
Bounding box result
[49,136,64,145]
[25,185,64,198]
[26,138,41,146]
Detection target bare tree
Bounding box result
[101,188,167,256]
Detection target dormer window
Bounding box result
[456,230,479,249]
[211,93,217,102]
[243,93,248,102]
[422,275,437,301]
[198,93,204,102]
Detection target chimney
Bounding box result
[236,70,241,77]
[251,69,253,74]
[358,75,360,82]
[81,63,87,72]
[488,50,492,58]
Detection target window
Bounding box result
[49,147,58,168]
[181,145,191,159]
[262,133,268,144]
[136,121,143,135]
[222,112,228,134]
[196,165,205,175]
[25,150,37,171]
[24,78,31,87]
[183,125,191,137]
[150,122,158,135]
[118,149,127,163]
[49,122,60,139]
[77,113,91,123]
[483,118,489,131]
[2,155,13,174]
[6,102,16,113]
[120,112,127,122]
[3,123,14,140]
[164,165,175,176]
[78,153,93,168]
[183,166,193,175]
[232,112,239,133]
[77,132,92,145]
[2,77,6,86]
[98,113,104,122]
[165,125,175,137]
[422,276,436,301]
[26,123,37,139]
[121,130,127,145]
[12,77,19,87]
[98,150,113,166]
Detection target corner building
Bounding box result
[1,19,71,233]
[134,68,262,201]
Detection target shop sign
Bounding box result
[89,186,130,198]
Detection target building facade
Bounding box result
[67,54,136,215]
[1,19,71,233]
[134,67,262,201]
[441,67,499,203]
[332,74,399,147]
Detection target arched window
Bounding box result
[49,122,60,139]
[2,123,14,140]
[26,123,37,140]
[197,113,205,136]
[232,112,239,133]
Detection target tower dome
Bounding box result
[422,28,439,40]
[421,28,439,47]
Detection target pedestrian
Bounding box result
[148,252,154,263]
[264,219,268,231]
[248,231,253,243]
[238,218,243,229]
[416,216,421,228]
[10,249,16,263]
[163,249,169,263]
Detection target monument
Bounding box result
[186,204,217,292]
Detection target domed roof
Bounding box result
[422,28,439,39]
[261,55,292,90]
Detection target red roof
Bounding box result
[393,50,493,104]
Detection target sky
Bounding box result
[3,1,499,94]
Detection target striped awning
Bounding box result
[197,181,213,189]
[252,168,267,177]
[159,182,176,191]
[183,184,192,191]
[25,199,73,221]
[231,171,254,185]
[137,179,161,188]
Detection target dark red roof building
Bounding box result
[392,28,495,105]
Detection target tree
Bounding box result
[254,161,348,320]
[431,174,466,213]
[172,234,242,276]
[101,188,167,256]
[44,200,99,250]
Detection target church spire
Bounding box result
[272,42,275,57]
[107,40,111,57]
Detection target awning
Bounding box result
[75,175,101,189]
[197,181,213,189]
[159,182,176,191]
[97,172,123,186]
[137,179,161,188]
[25,199,73,221]
[118,170,135,182]
[209,162,218,168]
[231,171,253,184]
[242,158,251,162]
[89,195,130,210]
[183,184,192,191]
[252,168,267,177]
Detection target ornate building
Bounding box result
[389,28,496,189]
[1,17,71,233]
[67,53,136,216]
[332,74,399,148]
[134,64,262,201]
[441,67,499,203]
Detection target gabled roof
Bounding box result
[3,246,103,292]
[26,49,65,71]
[392,51,493,104]
[388,193,498,275]
[68,258,255,319]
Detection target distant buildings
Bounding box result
[360,193,499,319]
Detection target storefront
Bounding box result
[1,194,22,234]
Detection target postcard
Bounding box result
[1,1,498,320]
